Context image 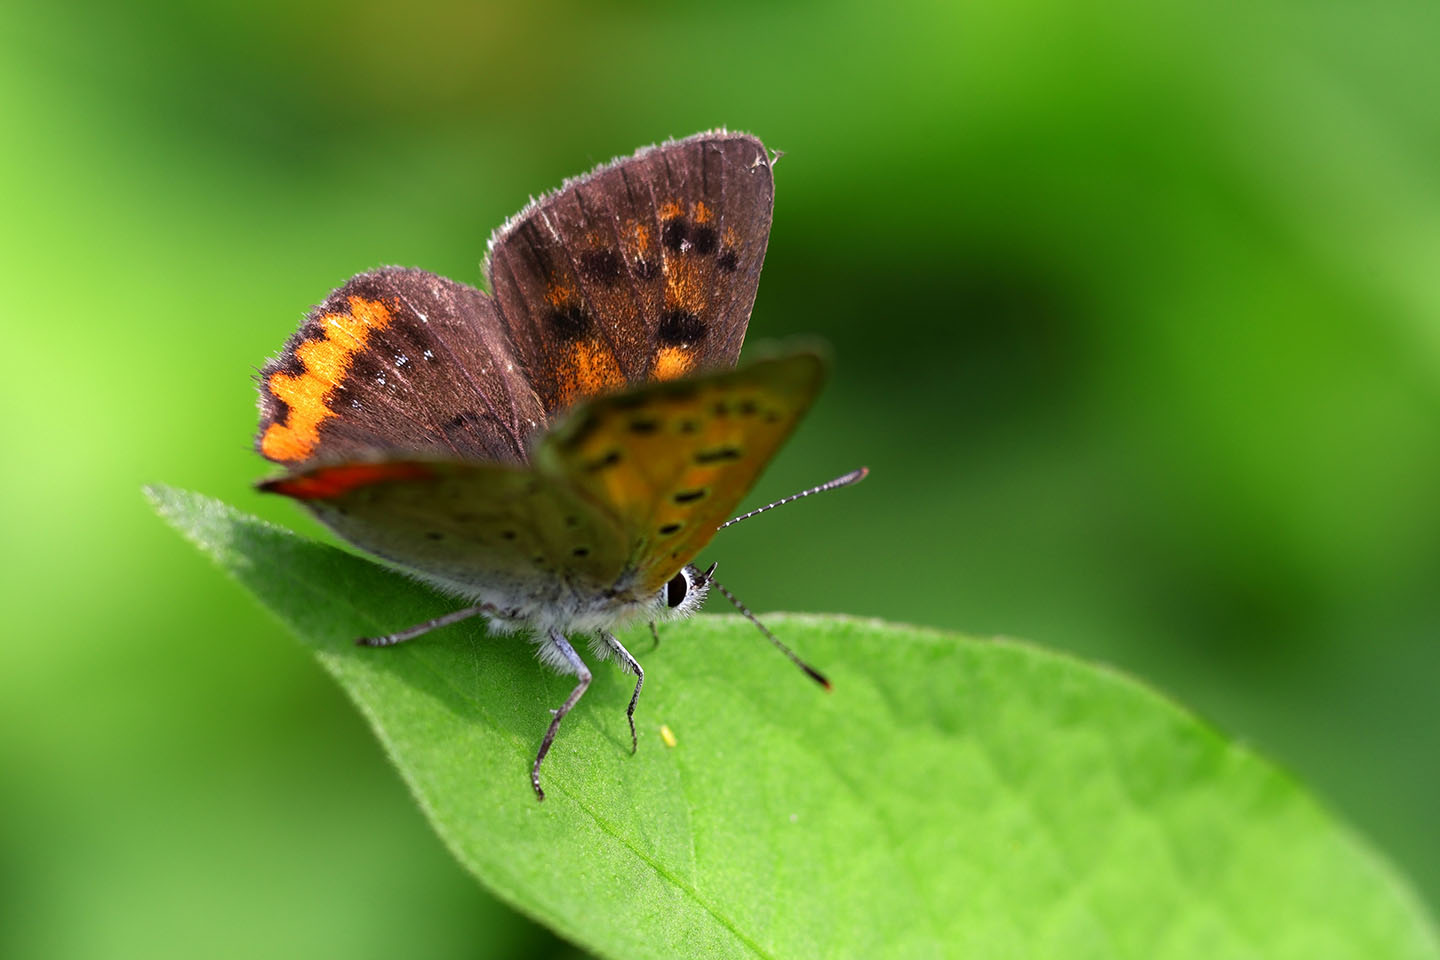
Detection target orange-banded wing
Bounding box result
[255,268,545,468]
[259,459,629,599]
[533,352,827,594]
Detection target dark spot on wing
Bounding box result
[658,522,683,536]
[264,393,292,428]
[629,419,660,435]
[425,531,444,541]
[634,258,660,281]
[572,546,590,557]
[658,310,705,345]
[580,249,622,285]
[270,349,308,380]
[501,530,517,541]
[548,305,591,340]
[661,217,687,252]
[695,446,743,464]
[717,248,739,272]
[673,488,708,504]
[692,226,717,255]
[586,450,622,472]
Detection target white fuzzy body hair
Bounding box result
[405,563,712,677]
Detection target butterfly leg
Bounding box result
[648,621,661,652]
[602,632,645,754]
[355,602,500,647]
[532,631,592,801]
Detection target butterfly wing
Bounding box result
[485,130,775,414]
[534,351,827,594]
[259,458,629,602]
[258,134,796,609]
[256,268,545,466]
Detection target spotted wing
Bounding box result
[484,130,775,415]
[256,268,545,467]
[258,459,629,600]
[534,351,827,594]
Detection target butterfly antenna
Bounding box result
[708,578,831,691]
[719,467,868,531]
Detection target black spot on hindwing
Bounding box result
[549,305,591,340]
[695,446,743,464]
[658,310,705,345]
[585,450,622,472]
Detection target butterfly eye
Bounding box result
[665,571,689,608]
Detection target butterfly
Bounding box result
[255,130,865,799]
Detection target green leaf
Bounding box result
[148,484,1438,960]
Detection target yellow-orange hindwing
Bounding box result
[534,352,827,593]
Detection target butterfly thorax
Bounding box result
[411,555,712,644]
[424,567,661,637]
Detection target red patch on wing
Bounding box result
[259,462,435,500]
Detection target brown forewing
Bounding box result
[484,131,775,416]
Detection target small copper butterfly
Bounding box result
[255,131,866,798]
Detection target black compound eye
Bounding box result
[665,571,688,608]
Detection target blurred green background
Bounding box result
[4,0,1438,957]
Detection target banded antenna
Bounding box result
[719,467,868,531]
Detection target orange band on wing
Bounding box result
[260,462,434,500]
[628,222,652,256]
[260,297,393,462]
[652,346,694,380]
[555,339,625,408]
